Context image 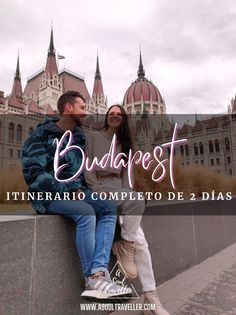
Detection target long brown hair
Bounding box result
[103,105,133,160]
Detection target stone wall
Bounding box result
[1,199,236,315]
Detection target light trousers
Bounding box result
[100,177,156,292]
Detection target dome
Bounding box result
[123,52,164,106]
[123,77,163,104]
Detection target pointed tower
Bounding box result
[123,49,166,116]
[7,53,25,112]
[45,27,58,77]
[92,55,104,97]
[38,27,62,111]
[12,54,22,97]
[90,54,107,114]
[137,50,145,78]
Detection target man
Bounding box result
[21,90,131,300]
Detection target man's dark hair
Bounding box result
[57,90,86,114]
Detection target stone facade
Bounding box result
[177,115,236,176]
[0,112,41,169]
[0,29,108,169]
[134,113,236,177]
[1,30,236,178]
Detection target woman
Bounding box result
[85,105,169,315]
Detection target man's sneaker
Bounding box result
[112,239,138,278]
[81,272,132,300]
[143,290,170,315]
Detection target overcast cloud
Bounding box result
[1,0,236,113]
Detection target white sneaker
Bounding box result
[81,272,132,300]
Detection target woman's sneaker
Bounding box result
[81,272,132,300]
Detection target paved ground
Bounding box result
[111,242,236,315]
[160,242,236,314]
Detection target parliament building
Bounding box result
[0,28,236,178]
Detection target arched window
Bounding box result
[199,142,204,154]
[29,127,34,135]
[180,145,184,157]
[8,123,14,141]
[194,143,198,155]
[185,144,189,156]
[225,137,230,151]
[8,148,13,158]
[16,125,22,141]
[209,140,214,153]
[215,139,220,152]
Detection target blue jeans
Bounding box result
[47,192,117,278]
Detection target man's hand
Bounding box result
[75,189,85,200]
[70,188,85,200]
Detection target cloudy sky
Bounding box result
[1,0,236,113]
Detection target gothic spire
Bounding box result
[93,54,104,96]
[137,49,145,78]
[95,54,101,80]
[12,53,22,96]
[15,53,20,80]
[45,27,58,76]
[48,26,55,56]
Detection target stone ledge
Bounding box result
[0,199,236,315]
